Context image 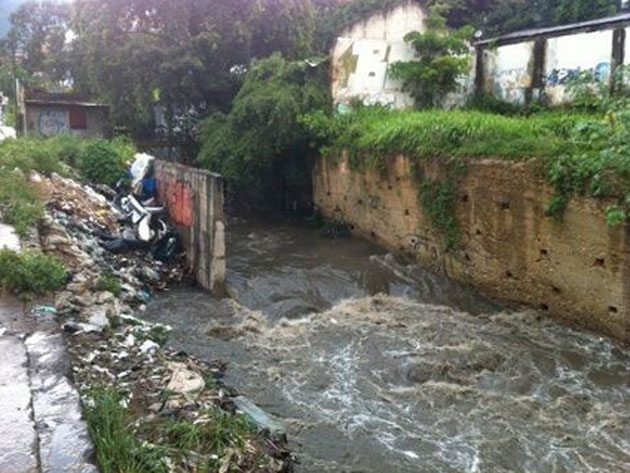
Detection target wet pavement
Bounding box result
[0,294,98,473]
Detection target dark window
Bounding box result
[69,106,87,129]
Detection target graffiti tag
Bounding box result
[546,62,610,86]
[37,109,68,137]
[156,175,194,228]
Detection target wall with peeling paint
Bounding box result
[155,161,225,294]
[332,7,630,109]
[483,42,535,104]
[331,1,425,110]
[476,15,630,106]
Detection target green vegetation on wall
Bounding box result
[197,54,330,209]
[304,106,629,246]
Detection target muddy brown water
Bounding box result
[144,219,630,473]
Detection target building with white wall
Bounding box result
[331,1,426,110]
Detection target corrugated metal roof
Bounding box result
[476,12,630,46]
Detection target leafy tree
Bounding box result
[197,54,330,209]
[442,0,619,36]
[389,5,473,108]
[2,1,71,82]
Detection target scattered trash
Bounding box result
[233,396,286,436]
[139,339,159,354]
[34,305,57,315]
[29,165,292,472]
[166,362,205,400]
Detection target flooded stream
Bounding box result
[144,219,630,473]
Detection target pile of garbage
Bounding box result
[29,157,293,472]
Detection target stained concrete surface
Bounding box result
[0,295,98,473]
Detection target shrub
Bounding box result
[0,249,66,295]
[197,53,330,208]
[389,5,473,108]
[0,138,64,175]
[80,139,132,187]
[0,168,44,237]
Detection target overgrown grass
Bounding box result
[304,108,592,166]
[86,387,254,473]
[96,273,122,296]
[0,249,66,295]
[85,388,168,473]
[162,411,251,470]
[304,107,629,246]
[0,168,44,237]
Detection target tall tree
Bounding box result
[3,0,71,83]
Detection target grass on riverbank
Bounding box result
[0,249,67,295]
[85,387,257,473]
[303,108,594,166]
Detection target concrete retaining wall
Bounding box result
[155,161,225,294]
[314,154,630,341]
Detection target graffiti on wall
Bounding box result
[546,62,610,86]
[156,175,194,228]
[37,109,68,137]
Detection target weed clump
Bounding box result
[96,273,122,296]
[0,249,66,295]
[85,388,168,473]
[0,168,44,237]
[85,386,255,473]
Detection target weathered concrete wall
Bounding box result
[484,42,535,104]
[331,1,425,110]
[155,161,225,294]
[544,30,613,105]
[333,5,630,108]
[24,105,108,139]
[314,155,630,341]
[476,16,630,106]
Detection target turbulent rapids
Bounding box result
[144,219,630,473]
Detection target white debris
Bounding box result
[139,339,159,354]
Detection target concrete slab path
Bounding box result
[0,295,98,473]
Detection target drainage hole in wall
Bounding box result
[594,258,606,268]
[357,199,363,205]
[370,231,376,237]
[609,306,618,314]
[540,248,548,256]
[404,209,410,216]
[388,185,393,190]
[475,229,482,236]
[461,194,469,203]
[501,201,510,210]
[465,253,471,262]
[540,303,550,311]
[552,286,561,294]
[505,270,513,278]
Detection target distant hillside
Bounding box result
[0,0,28,39]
